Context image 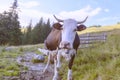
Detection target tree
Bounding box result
[31,18,51,44]
[117,22,120,24]
[0,0,22,45]
[31,18,43,44]
[41,19,51,42]
[0,13,9,45]
[22,20,33,44]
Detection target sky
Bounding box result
[0,0,120,27]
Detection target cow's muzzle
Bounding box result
[59,41,71,49]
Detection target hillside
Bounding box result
[78,24,120,34]
[61,29,120,80]
[21,24,120,34]
[0,24,120,80]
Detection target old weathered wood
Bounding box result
[79,32,107,48]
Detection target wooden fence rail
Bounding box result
[79,32,107,48]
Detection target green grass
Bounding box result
[0,44,43,79]
[1,26,120,80]
[60,29,120,80]
[0,49,21,78]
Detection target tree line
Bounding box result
[22,18,51,45]
[0,0,51,46]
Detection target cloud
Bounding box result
[0,5,9,13]
[18,1,51,26]
[0,1,102,27]
[57,5,102,21]
[90,7,102,16]
[97,16,120,22]
[19,1,40,8]
[19,9,52,26]
[19,5,102,26]
[104,9,109,12]
[0,1,11,13]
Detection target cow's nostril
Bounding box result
[65,43,70,46]
[63,42,70,48]
[60,41,71,49]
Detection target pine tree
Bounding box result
[8,0,22,45]
[22,20,33,44]
[45,19,51,37]
[0,0,22,45]
[0,12,10,45]
[31,18,51,44]
[40,19,51,42]
[31,18,43,44]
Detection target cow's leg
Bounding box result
[56,51,61,68]
[38,48,49,56]
[67,54,75,80]
[53,58,59,80]
[53,50,61,80]
[43,53,51,73]
[38,48,50,73]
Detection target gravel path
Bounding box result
[16,52,54,80]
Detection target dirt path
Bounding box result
[17,52,54,80]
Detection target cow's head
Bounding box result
[53,15,88,49]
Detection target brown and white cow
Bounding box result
[38,15,88,80]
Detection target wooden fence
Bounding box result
[79,32,107,48]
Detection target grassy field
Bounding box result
[1,24,120,80]
[61,29,120,80]
[78,24,120,34]
[0,44,44,79]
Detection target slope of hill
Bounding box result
[61,29,120,80]
[0,24,120,80]
[78,24,120,34]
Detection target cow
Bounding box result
[38,15,88,80]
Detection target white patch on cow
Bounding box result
[53,59,59,80]
[59,49,76,61]
[59,19,77,49]
[56,51,61,68]
[38,48,76,80]
[38,48,58,73]
[38,48,57,56]
[67,69,72,80]
[38,48,49,55]
[56,49,76,69]
[43,53,51,73]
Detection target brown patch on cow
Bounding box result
[73,33,80,50]
[45,27,61,50]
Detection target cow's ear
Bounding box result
[77,24,86,31]
[53,23,62,30]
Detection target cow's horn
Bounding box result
[53,15,63,22]
[77,16,88,24]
